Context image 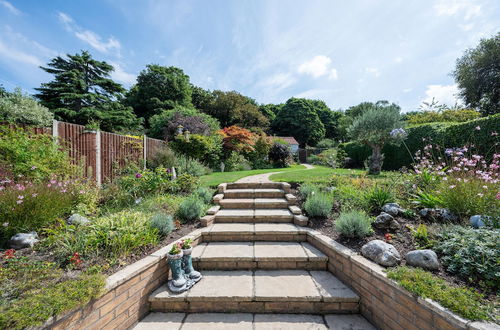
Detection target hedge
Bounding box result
[340,114,500,170]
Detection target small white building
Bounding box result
[272,136,300,153]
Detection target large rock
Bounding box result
[405,249,440,270]
[469,215,490,228]
[373,212,400,230]
[382,203,404,217]
[9,232,39,249]
[361,240,401,267]
[67,213,90,226]
[419,208,458,222]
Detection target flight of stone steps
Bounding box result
[135,182,375,329]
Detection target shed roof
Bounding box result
[272,136,299,145]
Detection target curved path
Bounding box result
[235,163,314,183]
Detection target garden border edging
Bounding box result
[40,227,208,330]
[304,229,497,330]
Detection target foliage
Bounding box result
[259,103,282,122]
[406,108,481,124]
[364,185,395,212]
[170,133,221,166]
[219,152,251,172]
[150,213,175,236]
[193,186,213,204]
[271,97,325,147]
[148,145,177,169]
[334,210,373,238]
[218,125,255,153]
[175,156,210,177]
[387,267,492,320]
[307,148,340,168]
[246,133,272,169]
[0,88,53,126]
[410,224,433,249]
[316,138,337,149]
[434,226,499,290]
[309,100,343,140]
[298,183,320,199]
[148,105,220,140]
[303,192,333,218]
[453,32,500,115]
[43,210,158,261]
[348,101,402,174]
[176,196,205,222]
[268,142,292,168]
[125,65,192,122]
[0,127,75,181]
[0,255,104,330]
[412,191,444,208]
[35,51,142,132]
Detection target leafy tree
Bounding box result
[309,100,343,139]
[259,103,283,122]
[218,125,255,153]
[35,51,141,132]
[191,85,215,114]
[268,142,292,168]
[0,88,53,126]
[453,33,500,115]
[348,102,402,175]
[125,65,192,123]
[271,98,325,147]
[204,90,269,129]
[405,108,480,124]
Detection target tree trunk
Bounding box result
[368,144,383,175]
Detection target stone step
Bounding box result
[226,182,285,190]
[223,188,285,198]
[219,198,289,209]
[191,241,327,270]
[214,209,294,223]
[202,223,307,242]
[149,270,359,314]
[134,312,376,330]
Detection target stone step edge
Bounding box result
[218,182,291,193]
[202,214,308,227]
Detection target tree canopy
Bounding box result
[453,33,500,115]
[35,51,142,132]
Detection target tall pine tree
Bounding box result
[35,51,142,132]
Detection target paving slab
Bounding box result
[186,270,253,301]
[201,242,254,261]
[254,209,293,218]
[133,312,184,330]
[191,243,207,259]
[288,205,302,214]
[216,209,254,217]
[181,313,253,330]
[254,270,321,301]
[324,314,376,330]
[310,271,359,302]
[254,242,308,261]
[254,223,299,233]
[150,284,188,301]
[209,223,254,234]
[301,243,328,261]
[254,314,328,330]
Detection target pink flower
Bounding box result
[79,190,85,194]
[16,200,23,204]
[135,173,143,179]
[32,193,38,197]
[47,184,52,187]
[449,185,456,189]
[491,131,498,136]
[496,192,500,200]
[31,165,37,170]
[17,195,24,199]
[475,126,481,131]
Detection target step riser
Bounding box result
[226,182,284,189]
[220,203,289,209]
[224,192,284,198]
[215,218,293,223]
[202,234,307,242]
[151,301,359,314]
[193,260,326,270]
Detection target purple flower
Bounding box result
[31,165,37,170]
[390,128,407,140]
[135,173,143,179]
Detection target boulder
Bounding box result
[373,212,400,230]
[405,249,440,270]
[9,232,39,249]
[470,215,490,228]
[382,203,404,217]
[419,208,458,222]
[67,213,90,226]
[361,240,401,267]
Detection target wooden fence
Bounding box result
[6,120,167,185]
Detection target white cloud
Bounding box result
[261,72,296,91]
[459,23,474,31]
[422,84,462,106]
[0,40,42,66]
[58,12,121,55]
[394,56,403,63]
[328,68,338,80]
[403,88,413,93]
[434,0,481,20]
[365,67,381,77]
[298,55,331,78]
[0,0,21,15]
[109,62,136,86]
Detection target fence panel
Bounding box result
[100,132,143,182]
[145,137,165,164]
[57,122,96,180]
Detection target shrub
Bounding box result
[364,185,395,212]
[335,210,373,238]
[268,142,292,168]
[412,191,444,208]
[150,213,175,236]
[298,183,320,200]
[411,223,433,249]
[406,109,481,125]
[0,88,54,126]
[170,133,222,166]
[223,152,252,172]
[148,145,177,169]
[0,127,75,181]
[434,226,499,290]
[304,193,333,218]
[387,267,493,320]
[175,155,211,176]
[175,173,199,193]
[0,255,104,329]
[176,196,205,222]
[193,187,213,204]
[307,148,340,168]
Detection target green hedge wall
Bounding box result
[340,114,500,170]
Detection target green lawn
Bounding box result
[200,165,306,187]
[269,165,389,183]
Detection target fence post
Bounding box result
[52,120,58,141]
[143,134,147,170]
[95,131,102,187]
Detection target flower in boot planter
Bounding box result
[180,238,202,283]
[167,242,193,293]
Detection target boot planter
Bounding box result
[167,250,194,293]
[182,247,202,283]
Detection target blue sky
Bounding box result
[0,0,498,112]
